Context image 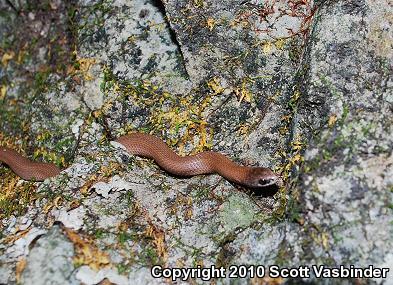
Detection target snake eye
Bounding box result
[259,178,273,186]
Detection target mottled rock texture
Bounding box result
[0,0,391,284]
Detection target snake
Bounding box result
[0,133,280,189]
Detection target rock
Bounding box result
[20,225,78,285]
[5,227,47,259]
[54,207,86,231]
[75,265,128,285]
[0,0,391,284]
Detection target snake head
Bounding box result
[245,167,282,189]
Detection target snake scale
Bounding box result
[0,133,280,189]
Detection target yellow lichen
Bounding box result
[235,77,253,103]
[0,84,7,100]
[1,51,15,67]
[206,18,217,31]
[64,227,111,271]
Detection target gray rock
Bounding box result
[20,225,77,285]
[0,0,392,284]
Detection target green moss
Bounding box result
[191,248,204,266]
[269,187,288,223]
[139,246,160,266]
[116,263,130,275]
[120,190,135,206]
[274,241,293,266]
[286,191,302,223]
[118,231,136,244]
[94,229,106,239]
[192,186,211,201]
[33,70,51,95]
[0,180,37,220]
[98,67,214,152]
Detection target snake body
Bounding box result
[0,147,61,181]
[0,133,279,188]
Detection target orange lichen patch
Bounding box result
[168,195,194,221]
[42,195,64,214]
[64,227,111,271]
[80,175,100,195]
[15,258,27,284]
[328,114,338,128]
[235,78,253,103]
[1,50,15,67]
[1,227,32,244]
[145,220,167,262]
[207,77,225,95]
[275,135,304,181]
[261,38,288,55]
[0,132,24,152]
[67,55,97,81]
[0,84,7,100]
[206,18,217,31]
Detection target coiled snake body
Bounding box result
[0,133,279,188]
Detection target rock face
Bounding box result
[0,0,392,285]
[226,0,393,283]
[19,226,78,285]
[294,0,393,270]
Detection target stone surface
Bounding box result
[20,226,78,285]
[0,0,392,284]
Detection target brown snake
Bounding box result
[0,133,280,188]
